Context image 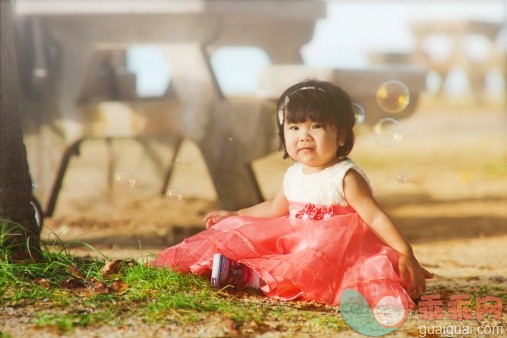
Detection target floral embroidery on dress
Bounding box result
[295,203,335,221]
[315,205,335,220]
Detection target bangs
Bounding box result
[284,91,336,126]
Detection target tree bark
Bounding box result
[0,0,43,261]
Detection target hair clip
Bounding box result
[298,86,325,93]
[278,96,289,125]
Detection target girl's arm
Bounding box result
[343,170,432,298]
[204,186,288,228]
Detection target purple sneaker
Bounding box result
[211,253,251,290]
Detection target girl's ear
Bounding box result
[337,130,346,147]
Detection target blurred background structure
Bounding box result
[13,0,506,222]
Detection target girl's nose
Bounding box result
[300,133,311,142]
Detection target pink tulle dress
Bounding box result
[155,159,414,308]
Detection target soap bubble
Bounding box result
[114,169,136,190]
[373,118,404,148]
[396,172,409,184]
[166,187,183,203]
[376,80,410,114]
[352,103,366,126]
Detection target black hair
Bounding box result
[277,79,355,159]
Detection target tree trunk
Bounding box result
[0,0,43,261]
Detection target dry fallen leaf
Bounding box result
[463,276,481,281]
[110,279,129,294]
[33,278,51,288]
[100,259,137,277]
[89,278,109,294]
[69,265,85,279]
[62,278,86,291]
[489,275,506,283]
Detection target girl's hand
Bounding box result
[398,254,433,299]
[204,210,238,228]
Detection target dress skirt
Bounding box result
[155,204,414,308]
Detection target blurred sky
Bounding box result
[127,0,506,97]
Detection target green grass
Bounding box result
[0,220,349,336]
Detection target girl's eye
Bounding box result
[289,125,299,130]
[312,124,323,129]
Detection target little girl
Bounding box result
[154,79,431,308]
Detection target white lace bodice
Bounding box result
[283,158,370,206]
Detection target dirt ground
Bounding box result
[25,96,507,336]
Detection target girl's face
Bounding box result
[284,118,342,173]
